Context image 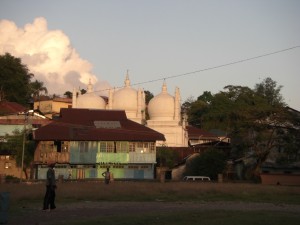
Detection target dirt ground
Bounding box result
[7,200,300,225]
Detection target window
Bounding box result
[135,142,155,153]
[61,142,69,152]
[100,142,114,153]
[41,142,54,152]
[137,142,143,148]
[4,162,11,169]
[149,142,155,153]
[129,142,136,152]
[116,142,129,153]
[0,155,10,160]
[54,140,62,152]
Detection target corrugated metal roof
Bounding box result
[34,108,165,141]
[0,101,26,115]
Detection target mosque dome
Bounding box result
[113,74,138,111]
[148,82,175,120]
[76,80,106,109]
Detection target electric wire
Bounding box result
[91,45,300,93]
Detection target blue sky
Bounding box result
[0,0,299,109]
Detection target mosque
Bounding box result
[72,73,188,148]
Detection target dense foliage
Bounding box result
[0,53,47,106]
[0,129,35,179]
[157,146,179,168]
[183,77,300,179]
[184,148,226,180]
[0,53,33,105]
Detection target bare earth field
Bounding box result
[1,181,300,225]
[9,200,300,225]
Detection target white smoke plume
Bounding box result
[0,17,110,96]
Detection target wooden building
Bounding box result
[33,108,165,180]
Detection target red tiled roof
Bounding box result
[186,126,217,139]
[34,108,165,141]
[0,101,26,115]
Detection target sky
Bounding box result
[0,0,299,109]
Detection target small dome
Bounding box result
[148,82,175,120]
[113,74,138,111]
[76,80,106,109]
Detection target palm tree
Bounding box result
[64,91,72,98]
[30,80,48,99]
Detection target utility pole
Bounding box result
[20,112,28,182]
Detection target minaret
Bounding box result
[174,87,181,121]
[125,70,130,87]
[72,87,77,108]
[141,89,146,120]
[162,80,167,93]
[137,88,142,118]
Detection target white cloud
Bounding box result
[0,17,109,96]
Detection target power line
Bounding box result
[92,45,300,93]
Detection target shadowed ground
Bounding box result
[1,181,300,225]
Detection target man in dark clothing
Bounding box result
[102,168,111,184]
[43,162,56,211]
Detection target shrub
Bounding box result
[185,148,226,180]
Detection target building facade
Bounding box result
[33,108,165,180]
[33,97,72,119]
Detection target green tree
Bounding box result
[255,77,284,106]
[30,80,48,99]
[185,148,226,180]
[187,99,208,128]
[197,91,213,104]
[157,145,179,168]
[144,90,154,120]
[144,90,154,104]
[181,96,195,114]
[185,91,214,128]
[80,89,87,95]
[0,129,35,179]
[195,78,297,179]
[0,53,33,105]
[64,91,72,98]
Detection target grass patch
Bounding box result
[2,181,300,225]
[1,181,300,206]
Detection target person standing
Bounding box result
[43,162,57,211]
[102,168,111,184]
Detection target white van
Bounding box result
[183,176,211,182]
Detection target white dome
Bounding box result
[77,93,106,109]
[76,80,106,109]
[148,82,175,120]
[113,75,138,111]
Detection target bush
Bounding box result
[185,148,226,180]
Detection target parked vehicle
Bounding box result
[183,176,211,182]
